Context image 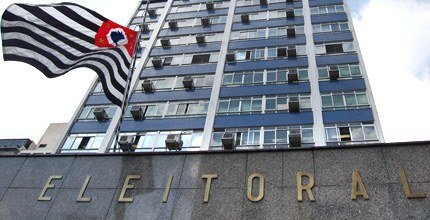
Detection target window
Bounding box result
[228,46,307,62]
[112,130,204,152]
[313,22,349,33]
[325,44,344,54]
[62,134,105,152]
[217,94,311,115]
[233,9,303,22]
[38,144,47,148]
[321,91,369,110]
[147,52,219,67]
[318,64,361,79]
[191,54,210,64]
[310,5,345,15]
[222,69,308,87]
[315,42,356,55]
[78,106,117,120]
[325,124,378,143]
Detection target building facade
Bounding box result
[58,0,384,154]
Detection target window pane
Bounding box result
[266,98,276,110]
[229,100,240,112]
[333,95,344,107]
[345,94,357,106]
[363,126,377,140]
[351,127,365,141]
[276,130,287,143]
[233,74,243,84]
[223,75,233,85]
[318,67,328,78]
[350,66,361,76]
[356,94,368,105]
[302,129,314,143]
[339,67,350,77]
[254,72,263,83]
[241,100,252,111]
[252,99,262,111]
[191,132,203,147]
[212,133,223,146]
[264,130,275,144]
[218,101,229,112]
[267,48,277,58]
[321,96,333,107]
[326,128,338,141]
[267,71,277,82]
[277,97,288,110]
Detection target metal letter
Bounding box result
[38,175,63,201]
[297,172,316,202]
[351,171,369,200]
[118,175,141,203]
[77,176,92,202]
[202,174,218,203]
[247,173,265,202]
[162,176,174,203]
[400,168,426,199]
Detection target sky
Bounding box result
[0,0,429,143]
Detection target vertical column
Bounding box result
[201,0,238,150]
[302,0,326,146]
[98,0,175,153]
[343,0,385,142]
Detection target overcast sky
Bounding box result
[0,0,429,143]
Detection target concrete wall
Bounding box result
[21,123,68,154]
[0,142,429,219]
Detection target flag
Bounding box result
[1,3,138,107]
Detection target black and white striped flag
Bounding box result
[1,3,138,107]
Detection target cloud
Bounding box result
[353,0,430,142]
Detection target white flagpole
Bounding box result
[113,0,151,152]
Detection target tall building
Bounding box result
[58,0,383,154]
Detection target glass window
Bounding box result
[218,101,229,112]
[252,99,262,111]
[333,95,344,107]
[356,94,368,105]
[351,126,365,141]
[266,98,276,110]
[264,130,275,144]
[302,129,314,143]
[230,100,240,112]
[350,66,361,76]
[223,74,233,85]
[322,96,333,107]
[326,128,338,142]
[276,130,287,143]
[363,126,377,140]
[345,94,356,106]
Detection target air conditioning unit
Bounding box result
[226,53,236,62]
[165,134,183,151]
[289,96,300,112]
[141,23,149,32]
[329,66,340,80]
[221,133,235,150]
[288,69,298,83]
[196,34,206,44]
[260,0,268,5]
[93,108,108,122]
[201,17,211,27]
[130,106,144,121]
[152,57,163,69]
[286,0,294,3]
[287,46,297,57]
[182,76,194,90]
[287,26,296,37]
[168,20,178,29]
[142,79,154,93]
[286,9,295,19]
[119,136,135,152]
[289,129,301,147]
[206,2,214,11]
[160,37,171,48]
[148,9,157,17]
[241,13,250,23]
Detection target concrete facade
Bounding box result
[0,142,428,219]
